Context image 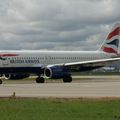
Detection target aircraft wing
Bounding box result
[63,57,120,67]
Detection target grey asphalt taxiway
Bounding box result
[1,76,120,98]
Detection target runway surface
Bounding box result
[1,76,120,98]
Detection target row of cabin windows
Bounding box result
[6,56,102,60]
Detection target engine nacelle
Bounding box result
[4,74,30,80]
[44,66,70,79]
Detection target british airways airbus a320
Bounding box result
[0,22,120,84]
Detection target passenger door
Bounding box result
[1,57,8,65]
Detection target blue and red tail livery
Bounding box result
[101,23,120,56]
[107,26,120,40]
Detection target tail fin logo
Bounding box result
[101,23,120,56]
[107,27,120,40]
[102,46,118,55]
[107,39,119,48]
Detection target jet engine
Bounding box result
[44,66,70,79]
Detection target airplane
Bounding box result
[0,22,120,84]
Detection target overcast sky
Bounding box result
[0,0,119,50]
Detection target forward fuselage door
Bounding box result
[1,57,9,66]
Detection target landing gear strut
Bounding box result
[36,77,45,83]
[0,79,2,84]
[63,76,72,83]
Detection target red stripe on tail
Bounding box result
[102,46,118,54]
[107,27,120,40]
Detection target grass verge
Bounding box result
[0,98,120,120]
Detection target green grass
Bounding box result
[0,98,120,120]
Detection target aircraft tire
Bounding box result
[63,76,72,83]
[36,77,45,83]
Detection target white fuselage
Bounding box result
[0,50,110,68]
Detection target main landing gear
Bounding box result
[36,77,45,83]
[35,75,72,83]
[63,76,72,83]
[0,79,2,84]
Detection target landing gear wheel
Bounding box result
[0,79,2,84]
[36,77,45,83]
[63,76,72,83]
